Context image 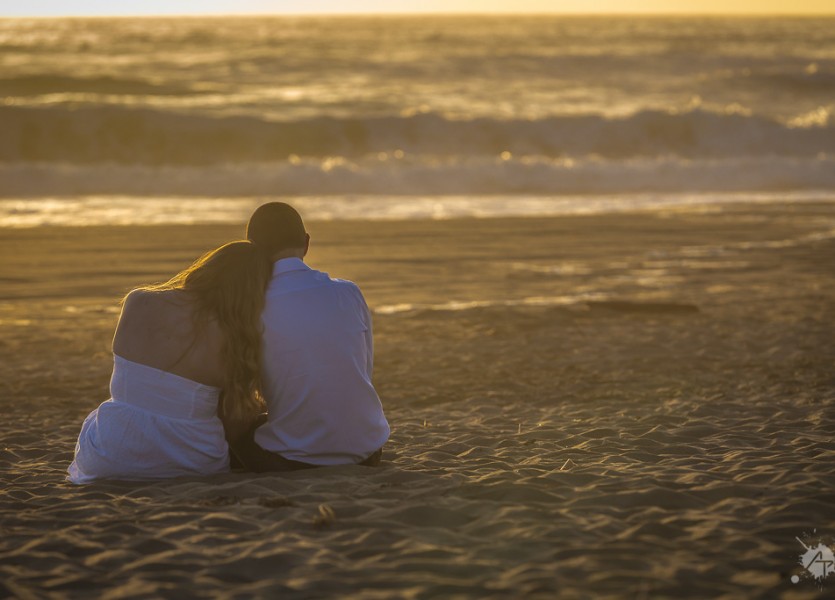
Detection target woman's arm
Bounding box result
[218,392,267,444]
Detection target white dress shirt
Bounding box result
[254,257,390,465]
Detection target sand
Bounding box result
[1,201,834,599]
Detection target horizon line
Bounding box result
[3,11,835,19]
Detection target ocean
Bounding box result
[1,15,834,226]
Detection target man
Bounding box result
[232,202,389,471]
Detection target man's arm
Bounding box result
[356,286,374,377]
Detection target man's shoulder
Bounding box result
[270,267,366,301]
[313,273,368,309]
[328,276,361,291]
[304,267,361,292]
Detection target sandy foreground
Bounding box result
[0,201,833,599]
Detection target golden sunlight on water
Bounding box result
[0,16,834,222]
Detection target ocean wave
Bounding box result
[0,75,198,97]
[1,192,833,228]
[373,297,706,317]
[746,69,835,93]
[2,155,834,197]
[1,106,834,165]
[374,293,610,315]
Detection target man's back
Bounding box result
[254,257,390,465]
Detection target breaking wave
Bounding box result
[0,75,199,97]
[2,105,834,165]
[2,155,834,197]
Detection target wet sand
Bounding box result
[1,201,834,598]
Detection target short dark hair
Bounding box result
[246,202,306,256]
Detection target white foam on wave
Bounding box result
[3,154,835,199]
[510,262,593,276]
[374,293,610,315]
[1,192,834,228]
[671,227,835,257]
[0,197,261,227]
[3,106,835,166]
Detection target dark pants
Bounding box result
[229,417,383,473]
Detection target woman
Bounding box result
[67,240,272,483]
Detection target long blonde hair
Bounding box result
[142,240,272,435]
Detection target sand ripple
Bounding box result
[1,206,833,598]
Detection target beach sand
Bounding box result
[1,201,833,598]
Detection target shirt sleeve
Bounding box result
[357,287,374,377]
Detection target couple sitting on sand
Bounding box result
[67,202,389,484]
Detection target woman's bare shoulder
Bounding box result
[115,289,191,344]
[113,287,223,385]
[122,288,188,317]
[114,289,197,359]
[121,288,152,313]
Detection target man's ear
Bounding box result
[303,233,311,257]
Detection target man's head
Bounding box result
[246,202,309,260]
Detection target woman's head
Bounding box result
[173,240,272,314]
[145,240,272,434]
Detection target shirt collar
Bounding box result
[272,257,311,277]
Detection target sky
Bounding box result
[3,0,834,17]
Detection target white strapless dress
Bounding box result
[67,355,229,484]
